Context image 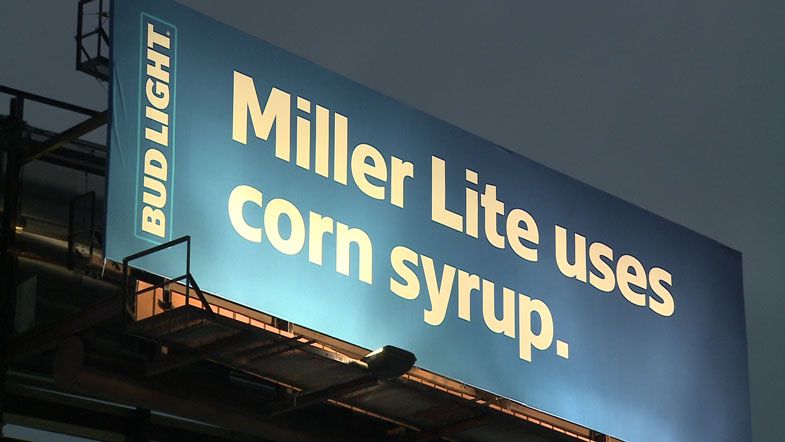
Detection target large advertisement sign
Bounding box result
[107,1,751,440]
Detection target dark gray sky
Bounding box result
[2,1,784,441]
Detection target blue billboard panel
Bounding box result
[107,1,751,441]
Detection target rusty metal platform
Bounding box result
[127,280,601,442]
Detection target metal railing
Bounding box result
[76,0,110,81]
[121,236,215,325]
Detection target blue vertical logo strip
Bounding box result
[134,14,176,243]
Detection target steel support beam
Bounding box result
[268,374,379,416]
[413,415,491,442]
[19,110,107,165]
[245,337,316,364]
[3,386,268,442]
[52,337,383,442]
[1,96,24,436]
[5,296,121,364]
[146,332,258,377]
[0,85,98,116]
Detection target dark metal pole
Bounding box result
[126,407,151,442]
[76,0,84,71]
[186,236,191,305]
[96,0,103,59]
[122,258,129,327]
[0,96,24,435]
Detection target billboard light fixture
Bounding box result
[362,345,416,381]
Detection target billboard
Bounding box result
[106,1,751,440]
